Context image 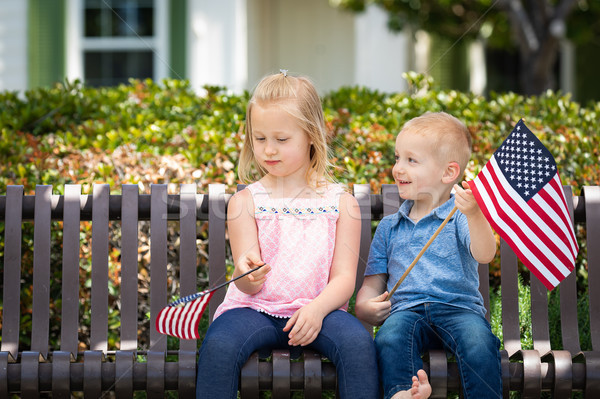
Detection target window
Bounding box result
[67,0,167,87]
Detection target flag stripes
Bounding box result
[156,290,214,340]
[469,139,578,290]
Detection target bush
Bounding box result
[1,74,598,354]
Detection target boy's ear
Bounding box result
[442,161,461,184]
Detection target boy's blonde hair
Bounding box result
[238,72,332,186]
[400,112,472,178]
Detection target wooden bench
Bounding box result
[1,183,599,398]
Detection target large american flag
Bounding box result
[156,290,215,339]
[468,119,578,290]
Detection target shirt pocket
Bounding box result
[427,226,459,260]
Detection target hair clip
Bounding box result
[279,69,288,77]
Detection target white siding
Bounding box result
[187,0,248,93]
[354,6,410,93]
[0,0,28,92]
[247,0,355,94]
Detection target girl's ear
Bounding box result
[442,161,461,184]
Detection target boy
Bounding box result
[356,112,502,399]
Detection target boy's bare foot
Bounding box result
[390,369,432,399]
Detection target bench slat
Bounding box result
[272,350,291,397]
[559,186,581,355]
[91,184,109,352]
[531,275,551,354]
[355,184,371,295]
[83,350,102,397]
[31,185,52,357]
[240,351,260,398]
[150,184,168,350]
[1,185,23,360]
[478,262,491,322]
[51,350,72,397]
[500,239,521,357]
[0,352,8,396]
[178,184,198,398]
[147,351,166,397]
[21,351,41,398]
[178,184,200,399]
[381,184,401,217]
[120,185,139,351]
[208,183,227,322]
[61,184,81,358]
[303,350,323,398]
[115,350,134,397]
[584,186,600,350]
[179,184,199,351]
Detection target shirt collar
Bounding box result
[397,194,456,222]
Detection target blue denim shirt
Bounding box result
[365,195,486,317]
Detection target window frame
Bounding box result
[66,0,168,85]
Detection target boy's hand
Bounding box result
[453,181,481,217]
[283,302,326,346]
[356,291,391,326]
[454,181,497,264]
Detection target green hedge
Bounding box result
[1,74,598,355]
[2,74,598,193]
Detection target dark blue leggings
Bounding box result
[196,307,380,398]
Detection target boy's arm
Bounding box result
[355,274,391,326]
[454,181,496,264]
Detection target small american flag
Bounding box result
[468,119,578,290]
[155,264,265,339]
[156,290,215,339]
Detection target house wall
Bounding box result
[354,5,410,93]
[187,0,248,93]
[247,0,355,94]
[0,0,28,91]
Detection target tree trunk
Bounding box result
[519,36,560,95]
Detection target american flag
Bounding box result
[155,264,265,339]
[156,290,215,339]
[468,119,578,290]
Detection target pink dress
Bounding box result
[214,181,348,319]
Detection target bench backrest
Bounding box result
[1,184,598,362]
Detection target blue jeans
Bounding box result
[196,307,380,398]
[375,303,502,399]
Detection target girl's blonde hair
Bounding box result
[238,72,332,187]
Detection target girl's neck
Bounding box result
[260,174,317,199]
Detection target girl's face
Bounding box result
[250,102,312,182]
[392,131,446,201]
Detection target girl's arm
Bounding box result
[355,274,391,326]
[283,192,361,346]
[227,188,271,295]
[454,181,496,264]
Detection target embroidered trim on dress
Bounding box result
[255,205,338,216]
[257,308,289,319]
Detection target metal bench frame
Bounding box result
[1,183,599,398]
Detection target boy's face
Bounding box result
[392,131,447,201]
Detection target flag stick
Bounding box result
[169,264,265,306]
[385,207,457,301]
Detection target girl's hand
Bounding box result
[453,181,480,217]
[356,291,391,326]
[234,253,271,294]
[283,303,326,346]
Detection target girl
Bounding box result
[196,71,380,398]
